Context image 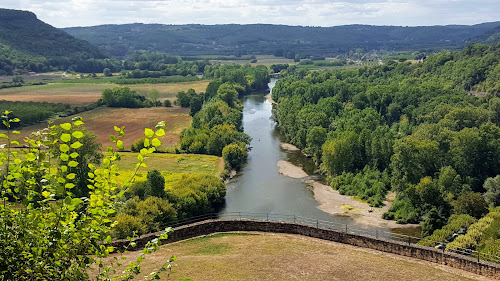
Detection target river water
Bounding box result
[219,79,365,226]
[218,78,420,238]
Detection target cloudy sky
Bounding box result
[2,0,500,28]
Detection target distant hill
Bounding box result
[63,22,500,58]
[0,8,104,75]
[469,25,500,44]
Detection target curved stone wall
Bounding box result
[111,219,500,279]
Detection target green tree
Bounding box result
[483,175,500,207]
[452,192,489,219]
[148,89,160,107]
[103,67,112,77]
[216,83,239,108]
[145,170,166,198]
[222,143,247,170]
[163,99,172,107]
[421,207,447,237]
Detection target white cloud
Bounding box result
[1,0,499,27]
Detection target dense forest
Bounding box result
[272,43,500,237]
[64,22,500,58]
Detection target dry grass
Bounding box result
[101,233,484,281]
[0,81,210,105]
[14,106,192,149]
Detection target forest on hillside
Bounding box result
[273,43,500,237]
[64,22,500,58]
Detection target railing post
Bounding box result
[345,224,348,233]
[293,215,296,223]
[239,212,241,220]
[408,236,411,245]
[376,230,378,239]
[316,219,319,228]
[477,251,480,262]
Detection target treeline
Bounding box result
[113,171,225,238]
[179,64,270,170]
[0,101,69,127]
[273,43,500,234]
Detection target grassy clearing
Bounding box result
[101,233,478,281]
[0,81,210,105]
[13,106,192,149]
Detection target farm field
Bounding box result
[104,233,483,281]
[115,152,224,186]
[15,106,192,149]
[0,80,210,105]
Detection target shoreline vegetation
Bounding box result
[276,153,418,229]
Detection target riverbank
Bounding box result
[277,160,308,178]
[276,159,417,229]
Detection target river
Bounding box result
[219,78,388,229]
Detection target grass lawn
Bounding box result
[100,233,480,281]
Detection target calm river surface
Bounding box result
[219,79,386,229]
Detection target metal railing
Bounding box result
[152,211,500,264]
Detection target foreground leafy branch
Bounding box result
[0,112,174,280]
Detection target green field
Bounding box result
[115,152,224,187]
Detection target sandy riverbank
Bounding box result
[307,180,418,228]
[276,160,417,228]
[277,160,308,178]
[280,142,300,151]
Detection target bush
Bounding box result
[112,213,146,238]
[452,192,489,219]
[222,143,247,170]
[131,137,146,152]
[164,99,172,107]
[418,214,476,247]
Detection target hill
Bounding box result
[0,8,104,75]
[63,22,500,58]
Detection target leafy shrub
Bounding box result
[418,214,476,247]
[222,143,247,170]
[131,137,146,152]
[164,99,172,107]
[112,213,146,238]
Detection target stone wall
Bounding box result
[111,219,500,279]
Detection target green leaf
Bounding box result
[74,120,84,126]
[109,135,117,143]
[114,126,121,132]
[137,154,144,162]
[71,198,83,206]
[72,131,84,139]
[65,183,75,189]
[70,152,79,159]
[60,133,71,143]
[66,173,76,180]
[64,196,72,205]
[68,161,79,168]
[60,123,72,131]
[144,138,150,147]
[70,142,83,149]
[117,140,124,150]
[0,133,8,139]
[42,191,51,198]
[25,153,36,162]
[60,144,70,153]
[10,140,19,145]
[155,129,165,137]
[151,138,162,147]
[60,153,69,161]
[144,128,154,138]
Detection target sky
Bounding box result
[2,0,500,28]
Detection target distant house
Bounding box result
[28,72,36,76]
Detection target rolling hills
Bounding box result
[64,22,500,57]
